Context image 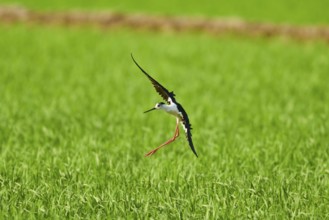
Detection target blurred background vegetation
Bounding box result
[0,0,328,25]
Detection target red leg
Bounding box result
[173,118,180,138]
[145,118,180,157]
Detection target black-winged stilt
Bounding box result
[131,54,198,157]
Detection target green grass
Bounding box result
[0,25,329,219]
[1,0,329,25]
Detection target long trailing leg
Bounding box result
[145,118,180,157]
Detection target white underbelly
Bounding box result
[165,105,182,119]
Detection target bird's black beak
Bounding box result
[144,107,156,113]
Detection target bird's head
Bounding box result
[144,102,165,113]
[155,102,166,109]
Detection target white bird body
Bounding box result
[156,102,189,134]
[157,102,182,119]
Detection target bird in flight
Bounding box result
[131,54,198,157]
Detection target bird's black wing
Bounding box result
[176,103,198,157]
[131,54,176,104]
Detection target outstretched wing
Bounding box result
[131,54,176,104]
[176,103,198,157]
